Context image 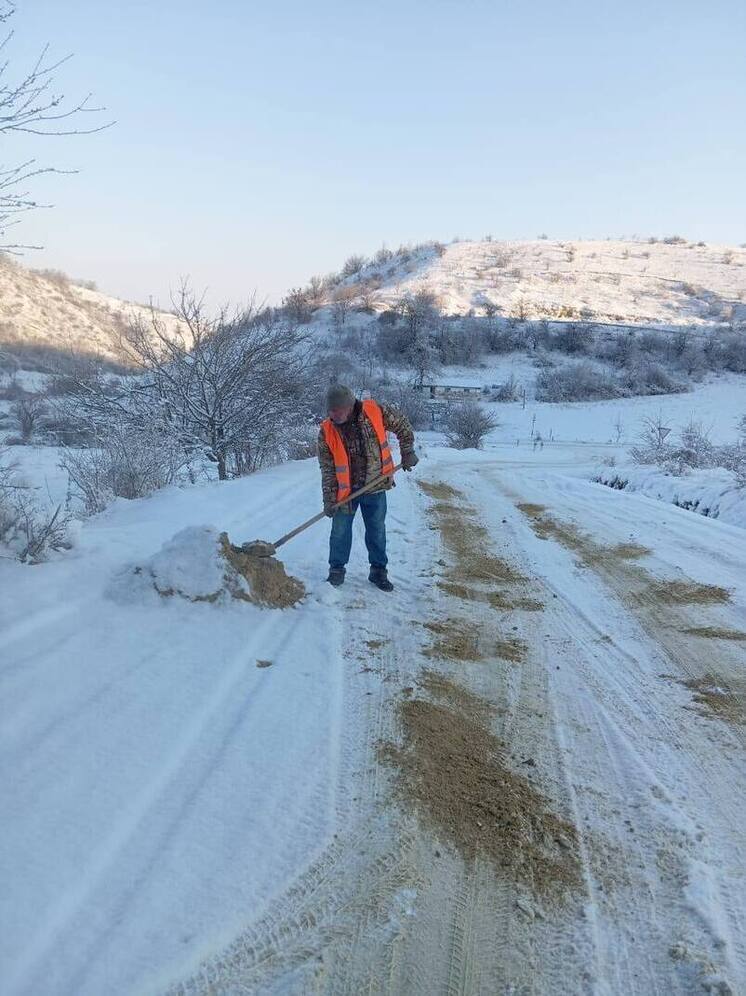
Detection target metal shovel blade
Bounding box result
[240,539,277,558]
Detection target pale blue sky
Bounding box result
[7,0,746,306]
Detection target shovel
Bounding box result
[241,463,403,559]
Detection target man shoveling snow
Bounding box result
[318,385,418,591]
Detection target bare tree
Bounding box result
[357,279,378,313]
[282,286,314,325]
[397,289,440,337]
[0,1,111,247]
[341,254,366,278]
[630,412,673,465]
[59,286,312,481]
[405,327,439,388]
[331,285,356,330]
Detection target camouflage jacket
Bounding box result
[317,400,415,510]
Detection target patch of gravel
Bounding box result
[380,677,581,895]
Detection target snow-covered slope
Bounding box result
[340,238,746,327]
[0,255,182,364]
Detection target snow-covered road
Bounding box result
[2,445,745,995]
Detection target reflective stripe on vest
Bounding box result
[362,399,395,476]
[321,399,393,503]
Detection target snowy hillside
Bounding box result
[330,237,746,328]
[0,255,183,364]
[3,237,744,369]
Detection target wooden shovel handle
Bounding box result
[272,463,403,551]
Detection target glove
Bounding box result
[401,449,419,472]
[324,502,335,518]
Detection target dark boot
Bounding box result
[327,566,345,587]
[368,566,393,592]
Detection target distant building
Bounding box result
[415,383,485,400]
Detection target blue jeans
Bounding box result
[329,491,388,569]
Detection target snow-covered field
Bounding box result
[2,406,746,993]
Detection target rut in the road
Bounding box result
[380,672,581,894]
[516,502,746,727]
[378,481,583,898]
[421,481,543,612]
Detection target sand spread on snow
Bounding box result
[133,526,304,609]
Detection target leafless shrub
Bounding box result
[285,428,318,461]
[377,309,399,328]
[444,401,499,449]
[721,444,746,488]
[0,450,73,562]
[536,362,625,402]
[0,374,29,400]
[331,285,357,329]
[721,416,746,486]
[631,412,674,465]
[32,267,70,287]
[490,374,519,402]
[60,427,188,513]
[618,361,686,396]
[510,297,530,320]
[634,414,746,487]
[373,246,393,266]
[720,333,746,373]
[282,286,315,324]
[341,254,367,278]
[356,280,378,313]
[10,396,46,441]
[397,289,441,336]
[552,323,593,355]
[374,381,430,431]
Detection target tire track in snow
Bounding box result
[6,612,283,996]
[485,469,746,993]
[167,478,429,994]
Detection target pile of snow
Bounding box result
[595,464,746,529]
[116,525,305,608]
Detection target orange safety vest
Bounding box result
[321,399,395,503]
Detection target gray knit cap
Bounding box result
[326,384,355,410]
